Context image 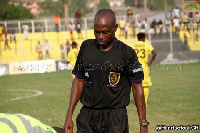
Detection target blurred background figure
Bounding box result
[75,8,82,22]
[4,26,11,50]
[44,40,52,59]
[136,19,142,33]
[10,31,16,44]
[125,21,130,39]
[69,22,75,41]
[151,19,157,35]
[173,6,181,18]
[0,25,3,41]
[158,19,163,34]
[76,21,83,39]
[54,14,60,32]
[60,44,65,59]
[35,40,43,60]
[22,24,29,40]
[67,41,79,78]
[127,7,133,22]
[119,18,126,37]
[65,39,70,55]
[143,18,150,38]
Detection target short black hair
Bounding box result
[72,41,77,47]
[52,127,65,133]
[137,32,146,40]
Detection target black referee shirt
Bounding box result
[73,39,144,109]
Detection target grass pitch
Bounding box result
[0,62,200,133]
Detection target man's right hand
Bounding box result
[63,114,74,133]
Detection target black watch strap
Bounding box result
[139,120,149,127]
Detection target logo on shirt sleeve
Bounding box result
[109,72,120,87]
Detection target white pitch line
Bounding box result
[1,89,43,102]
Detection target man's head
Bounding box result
[137,32,146,42]
[72,41,77,48]
[94,9,118,49]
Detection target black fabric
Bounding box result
[73,39,144,108]
[76,106,129,133]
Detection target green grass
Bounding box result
[0,63,200,132]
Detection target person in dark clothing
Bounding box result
[63,9,148,133]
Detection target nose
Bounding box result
[99,32,105,39]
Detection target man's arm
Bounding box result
[147,49,157,66]
[132,82,148,133]
[63,77,85,133]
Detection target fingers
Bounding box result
[63,125,73,133]
[69,126,73,133]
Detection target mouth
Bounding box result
[97,40,106,45]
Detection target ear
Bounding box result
[115,24,118,31]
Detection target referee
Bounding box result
[63,9,148,133]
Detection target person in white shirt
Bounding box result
[143,18,150,37]
[136,19,142,33]
[125,22,130,39]
[22,24,29,39]
[165,18,171,34]
[173,7,180,18]
[10,31,16,44]
[44,40,52,59]
[173,17,180,34]
[69,22,75,40]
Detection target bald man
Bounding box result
[63,9,148,133]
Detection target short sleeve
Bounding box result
[126,48,144,83]
[147,43,154,53]
[72,44,85,79]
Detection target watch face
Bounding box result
[140,120,149,127]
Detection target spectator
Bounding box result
[44,40,52,59]
[158,19,163,34]
[4,26,11,50]
[183,33,188,50]
[76,21,83,39]
[0,25,3,40]
[151,19,157,35]
[173,6,181,18]
[136,19,143,33]
[35,41,43,60]
[125,21,130,39]
[127,7,133,22]
[22,24,29,40]
[10,31,16,44]
[143,18,150,37]
[69,22,75,41]
[65,39,70,55]
[119,18,126,37]
[165,18,171,34]
[60,44,65,59]
[131,19,136,38]
[54,14,60,32]
[173,16,180,34]
[75,9,82,22]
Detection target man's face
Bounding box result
[94,18,117,48]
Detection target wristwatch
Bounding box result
[139,120,149,127]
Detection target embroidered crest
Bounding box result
[109,72,120,86]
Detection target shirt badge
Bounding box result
[109,72,120,87]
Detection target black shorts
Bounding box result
[76,106,129,133]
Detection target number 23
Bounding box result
[135,49,145,58]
